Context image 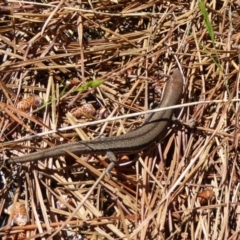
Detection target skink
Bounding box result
[3,69,183,164]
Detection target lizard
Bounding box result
[2,69,184,176]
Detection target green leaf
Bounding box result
[74,79,104,92]
[199,0,215,46]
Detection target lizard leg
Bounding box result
[105,151,117,178]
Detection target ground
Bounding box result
[0,0,240,239]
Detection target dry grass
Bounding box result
[0,0,240,239]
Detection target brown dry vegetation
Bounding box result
[0,0,240,239]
